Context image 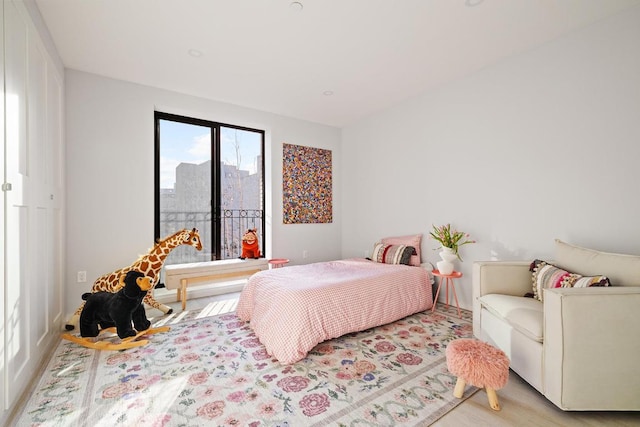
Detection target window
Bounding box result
[154,112,265,265]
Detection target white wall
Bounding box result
[65,70,341,319]
[66,6,640,315]
[341,6,640,310]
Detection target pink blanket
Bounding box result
[236,258,433,364]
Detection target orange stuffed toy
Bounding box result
[240,228,261,259]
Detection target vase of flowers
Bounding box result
[437,248,458,274]
[437,260,455,274]
[429,223,476,263]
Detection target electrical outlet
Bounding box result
[77,271,87,283]
[303,250,308,259]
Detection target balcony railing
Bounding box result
[160,209,265,264]
[220,209,264,259]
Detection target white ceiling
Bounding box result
[35,0,640,128]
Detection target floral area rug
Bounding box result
[15,305,475,426]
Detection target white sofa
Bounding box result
[473,239,640,411]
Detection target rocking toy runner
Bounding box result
[61,326,170,351]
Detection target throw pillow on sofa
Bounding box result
[529,259,610,302]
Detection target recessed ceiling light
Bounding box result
[323,90,334,96]
[465,0,484,6]
[290,1,303,11]
[188,49,203,58]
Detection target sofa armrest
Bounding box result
[544,286,640,410]
[473,261,532,337]
[473,261,532,297]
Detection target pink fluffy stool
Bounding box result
[446,338,510,411]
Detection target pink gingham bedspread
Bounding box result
[236,258,433,364]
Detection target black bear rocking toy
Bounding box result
[62,270,170,350]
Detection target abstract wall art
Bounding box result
[282,143,332,224]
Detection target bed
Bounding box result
[236,258,433,364]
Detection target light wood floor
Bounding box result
[434,372,640,427]
[155,293,640,427]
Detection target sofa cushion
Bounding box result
[478,294,543,342]
[555,239,640,287]
[529,259,610,302]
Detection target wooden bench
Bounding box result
[164,258,268,310]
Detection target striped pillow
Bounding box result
[529,259,610,302]
[371,243,415,265]
[381,234,422,267]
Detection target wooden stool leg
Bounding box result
[486,387,500,411]
[453,377,466,398]
[180,279,187,311]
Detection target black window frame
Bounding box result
[154,111,266,261]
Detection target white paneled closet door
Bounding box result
[4,0,31,410]
[0,0,5,414]
[28,13,47,352]
[0,2,64,420]
[46,53,64,333]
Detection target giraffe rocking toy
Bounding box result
[65,228,203,331]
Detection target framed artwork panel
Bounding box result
[282,143,332,224]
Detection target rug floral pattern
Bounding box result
[18,307,473,426]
